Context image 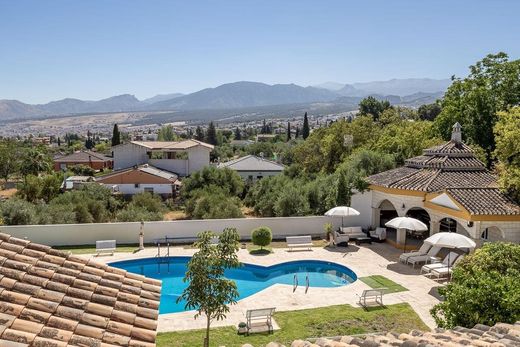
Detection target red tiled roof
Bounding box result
[54,151,113,163]
[0,233,161,347]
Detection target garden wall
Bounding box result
[0,216,356,246]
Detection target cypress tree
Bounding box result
[57,137,61,147]
[261,119,267,134]
[205,121,217,145]
[295,126,300,139]
[111,124,121,146]
[234,127,242,140]
[336,174,349,206]
[194,126,204,141]
[286,122,291,141]
[302,112,310,139]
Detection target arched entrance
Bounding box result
[405,207,431,241]
[439,217,470,236]
[378,199,398,228]
[481,226,505,242]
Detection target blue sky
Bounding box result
[1,0,519,103]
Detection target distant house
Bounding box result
[53,150,113,172]
[218,155,285,182]
[112,139,213,176]
[230,139,254,147]
[256,134,276,142]
[96,164,180,197]
[62,175,94,190]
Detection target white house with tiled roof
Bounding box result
[217,155,285,182]
[112,139,214,176]
[352,123,520,245]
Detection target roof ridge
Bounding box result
[423,169,442,191]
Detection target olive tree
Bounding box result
[431,242,520,328]
[178,228,241,347]
[251,226,272,250]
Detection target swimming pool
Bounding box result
[110,257,357,314]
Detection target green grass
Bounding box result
[157,303,427,347]
[53,243,143,255]
[247,245,273,255]
[359,275,408,294]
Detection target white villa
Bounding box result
[218,154,285,182]
[352,123,520,245]
[112,139,214,176]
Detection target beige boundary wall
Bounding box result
[0,216,352,246]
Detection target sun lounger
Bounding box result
[286,236,313,251]
[399,243,432,264]
[407,246,441,268]
[421,251,459,275]
[96,240,116,256]
[245,307,276,335]
[430,255,465,279]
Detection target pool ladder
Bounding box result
[293,274,310,294]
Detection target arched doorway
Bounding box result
[439,217,470,236]
[481,226,505,242]
[406,207,431,241]
[378,199,398,228]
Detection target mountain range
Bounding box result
[0,78,450,121]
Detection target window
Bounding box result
[256,175,263,180]
[134,183,140,188]
[144,187,154,194]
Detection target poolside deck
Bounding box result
[85,242,442,332]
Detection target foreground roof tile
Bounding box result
[0,232,161,346]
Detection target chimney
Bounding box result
[451,122,462,143]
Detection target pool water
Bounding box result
[110,257,357,314]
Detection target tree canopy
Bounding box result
[358,96,392,121]
[431,242,520,329]
[179,228,241,347]
[433,52,520,165]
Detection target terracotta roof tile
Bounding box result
[447,188,520,215]
[0,232,161,346]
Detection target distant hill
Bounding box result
[0,94,141,121]
[142,93,184,104]
[147,81,339,110]
[340,78,451,97]
[0,78,450,121]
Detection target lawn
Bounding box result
[359,275,408,293]
[53,243,143,255]
[156,303,428,347]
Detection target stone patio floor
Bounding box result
[85,242,443,333]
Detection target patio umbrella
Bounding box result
[325,206,360,228]
[385,217,428,253]
[424,232,476,278]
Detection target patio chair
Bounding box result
[398,243,431,264]
[245,307,276,335]
[369,227,387,242]
[430,255,465,280]
[333,231,350,246]
[406,246,442,268]
[421,251,459,275]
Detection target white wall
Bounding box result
[187,146,211,175]
[0,216,347,246]
[113,143,148,170]
[148,159,188,176]
[100,183,173,196]
[350,190,373,228]
[235,171,282,182]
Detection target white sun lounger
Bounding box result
[421,251,459,275]
[407,246,441,268]
[430,255,465,279]
[399,243,432,264]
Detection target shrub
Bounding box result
[431,242,520,328]
[181,166,244,199]
[251,227,272,250]
[69,165,95,176]
[186,187,243,219]
[116,207,163,222]
[0,198,37,225]
[128,192,165,213]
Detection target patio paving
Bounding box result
[85,242,443,332]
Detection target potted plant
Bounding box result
[324,223,334,246]
[237,322,247,334]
